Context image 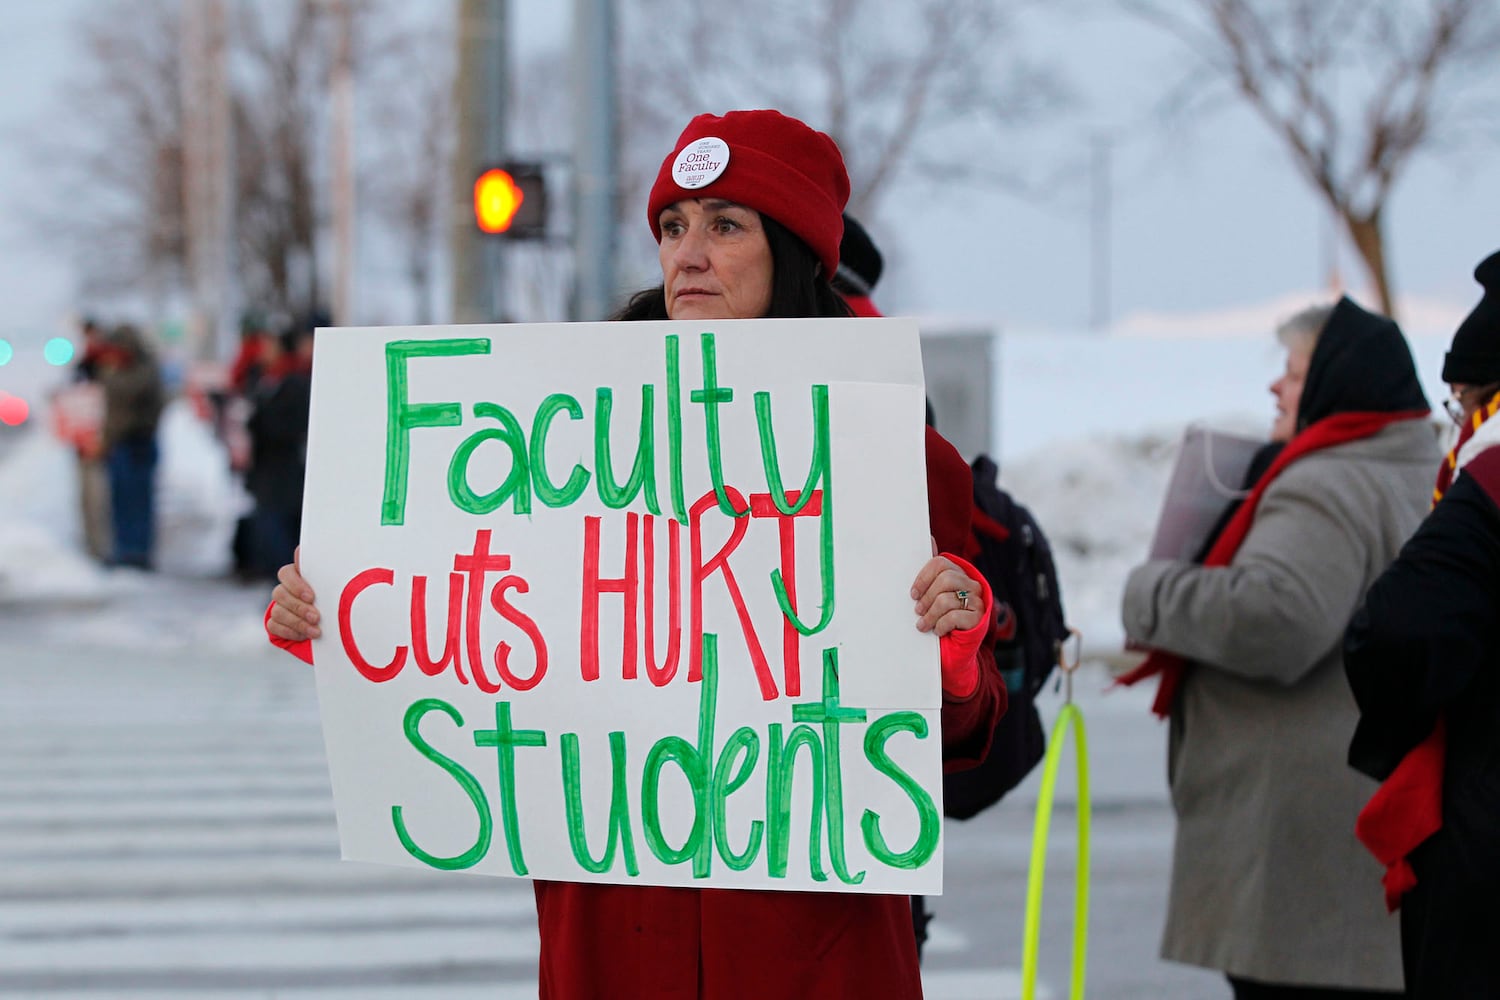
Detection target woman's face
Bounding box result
[1270,344,1312,443]
[658,198,774,321]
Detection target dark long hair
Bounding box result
[612,214,853,321]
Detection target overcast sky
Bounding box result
[877,2,1500,334]
[1,1,1495,344]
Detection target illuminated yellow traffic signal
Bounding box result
[473,163,547,238]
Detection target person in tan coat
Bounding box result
[1120,298,1437,998]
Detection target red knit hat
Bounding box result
[647,109,850,278]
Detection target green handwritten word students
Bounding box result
[267,109,1007,999]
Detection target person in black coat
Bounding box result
[1344,249,1500,999]
[245,326,313,579]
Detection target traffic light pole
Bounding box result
[329,0,356,327]
[451,0,509,324]
[179,0,232,360]
[571,0,617,322]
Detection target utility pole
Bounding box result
[329,0,356,326]
[572,0,617,321]
[450,0,509,323]
[180,0,232,360]
[1089,134,1112,331]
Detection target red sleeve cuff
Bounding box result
[938,553,992,700]
[264,602,315,665]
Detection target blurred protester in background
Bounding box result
[220,311,278,577]
[229,311,273,396]
[97,323,164,570]
[1118,298,1436,998]
[71,317,112,561]
[1344,249,1500,1000]
[74,317,107,381]
[245,319,314,580]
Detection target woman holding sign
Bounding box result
[1118,298,1436,998]
[267,108,1005,998]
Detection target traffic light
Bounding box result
[473,162,547,238]
[0,391,28,427]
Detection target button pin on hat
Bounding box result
[673,137,730,189]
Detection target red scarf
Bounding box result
[1356,722,1446,912]
[1118,410,1428,718]
[1357,408,1500,911]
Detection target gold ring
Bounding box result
[956,589,970,611]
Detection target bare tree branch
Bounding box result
[622,0,1069,225]
[33,0,428,325]
[22,0,187,304]
[1123,0,1500,316]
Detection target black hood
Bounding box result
[1297,296,1429,431]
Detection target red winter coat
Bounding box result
[531,426,1006,999]
[267,426,1006,999]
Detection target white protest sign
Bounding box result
[301,317,946,894]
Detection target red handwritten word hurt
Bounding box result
[339,486,823,702]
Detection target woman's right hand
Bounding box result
[268,545,322,641]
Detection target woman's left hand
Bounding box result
[910,555,986,637]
